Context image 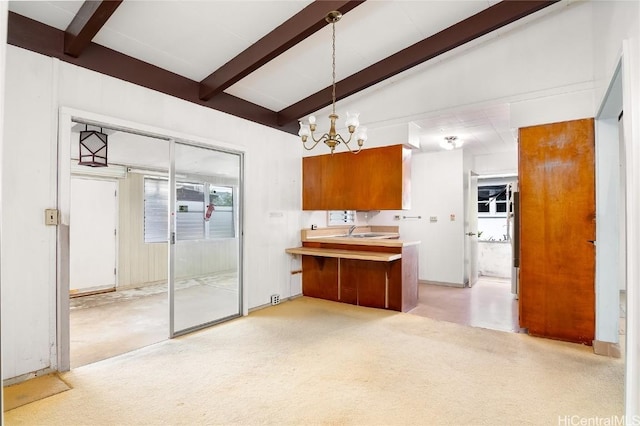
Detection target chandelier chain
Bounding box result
[331,20,336,115]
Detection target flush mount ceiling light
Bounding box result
[440,136,463,150]
[78,125,108,167]
[298,11,367,155]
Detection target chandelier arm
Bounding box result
[342,137,363,154]
[310,132,331,144]
[302,139,323,151]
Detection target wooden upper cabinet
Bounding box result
[303,144,411,210]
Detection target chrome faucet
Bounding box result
[348,225,357,236]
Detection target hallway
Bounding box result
[409,277,521,333]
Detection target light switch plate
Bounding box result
[45,209,59,226]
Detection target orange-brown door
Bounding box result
[518,118,595,344]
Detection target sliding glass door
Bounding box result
[169,141,242,336]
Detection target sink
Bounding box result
[345,233,398,239]
[317,233,397,239]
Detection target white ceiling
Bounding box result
[9,0,560,157]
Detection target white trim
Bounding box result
[622,37,640,421]
[594,56,624,346]
[59,107,244,155]
[57,110,72,372]
[0,2,8,410]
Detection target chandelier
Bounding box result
[78,124,108,167]
[298,11,367,154]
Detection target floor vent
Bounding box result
[270,294,281,305]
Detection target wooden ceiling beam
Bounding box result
[277,0,559,127]
[7,1,559,136]
[64,0,123,58]
[8,12,281,132]
[199,0,365,102]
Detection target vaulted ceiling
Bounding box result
[7,1,561,154]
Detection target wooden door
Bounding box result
[518,118,595,344]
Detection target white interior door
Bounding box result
[466,171,479,287]
[70,177,117,294]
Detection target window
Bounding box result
[208,186,235,238]
[478,184,511,217]
[144,178,169,243]
[144,178,235,242]
[327,210,356,226]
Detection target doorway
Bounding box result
[60,111,244,370]
[475,175,518,283]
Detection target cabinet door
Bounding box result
[303,144,411,210]
[341,259,386,309]
[302,256,338,301]
[302,154,328,210]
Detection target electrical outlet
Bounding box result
[429,216,437,222]
[45,209,59,226]
[393,215,401,220]
[270,294,280,305]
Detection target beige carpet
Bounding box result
[4,297,624,425]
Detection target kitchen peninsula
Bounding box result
[286,226,419,312]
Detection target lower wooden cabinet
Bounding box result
[299,245,418,312]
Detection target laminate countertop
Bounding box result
[285,247,402,262]
[302,235,420,248]
[299,226,420,248]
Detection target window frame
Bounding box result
[143,177,236,243]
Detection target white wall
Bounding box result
[473,151,517,176]
[1,46,302,381]
[371,150,465,285]
[591,0,640,418]
[478,242,512,278]
[1,47,58,381]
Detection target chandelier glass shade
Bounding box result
[298,11,367,154]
